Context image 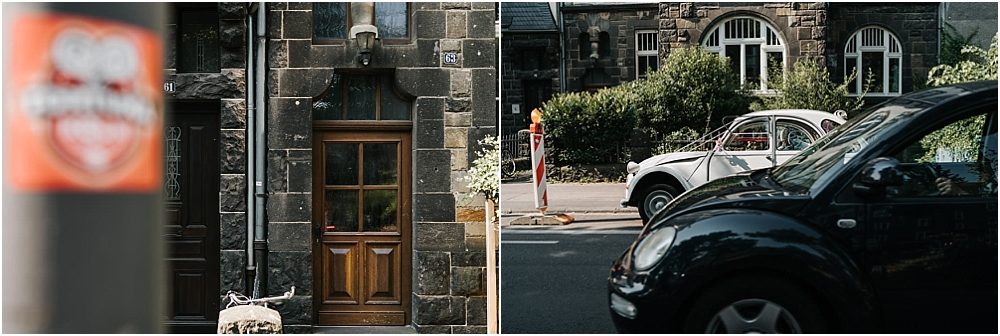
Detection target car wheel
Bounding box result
[683,275,825,334]
[638,184,679,223]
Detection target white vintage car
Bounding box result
[622,109,846,222]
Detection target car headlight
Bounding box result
[632,226,677,271]
[626,161,640,174]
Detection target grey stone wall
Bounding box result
[500,32,560,133]
[942,2,999,52]
[562,3,660,92]
[163,1,250,307]
[267,2,496,333]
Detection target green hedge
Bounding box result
[540,87,637,164]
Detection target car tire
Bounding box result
[682,275,825,334]
[637,184,679,223]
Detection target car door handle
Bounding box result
[837,219,857,229]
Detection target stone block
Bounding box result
[221,46,247,69]
[462,39,497,69]
[454,326,487,334]
[218,305,282,334]
[450,267,484,296]
[267,150,288,193]
[221,212,248,251]
[416,118,445,150]
[268,222,311,252]
[414,10,447,40]
[220,250,247,295]
[397,69,451,97]
[445,112,473,127]
[288,39,312,68]
[221,99,247,129]
[221,130,247,174]
[169,71,246,100]
[416,97,445,121]
[266,2,286,11]
[450,69,472,98]
[452,252,486,267]
[272,295,311,325]
[451,152,469,172]
[414,194,456,223]
[471,69,498,127]
[219,20,246,49]
[414,325,451,333]
[219,2,248,20]
[417,251,451,295]
[462,220,486,235]
[415,222,465,251]
[466,128,496,165]
[269,40,289,69]
[282,11,312,39]
[414,2,440,10]
[444,127,468,148]
[267,98,312,150]
[277,68,322,97]
[221,175,248,212]
[442,2,471,10]
[266,193,311,222]
[415,150,452,192]
[466,236,486,251]
[468,10,496,39]
[288,2,310,10]
[416,39,442,67]
[413,295,466,325]
[447,11,468,39]
[466,296,487,325]
[268,251,312,295]
[445,98,472,113]
[267,10,282,39]
[286,155,312,193]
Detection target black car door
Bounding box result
[863,107,997,333]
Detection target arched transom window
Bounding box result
[844,26,902,96]
[702,16,786,90]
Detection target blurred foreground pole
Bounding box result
[2,3,167,333]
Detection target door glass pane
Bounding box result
[725,118,769,151]
[363,190,398,232]
[179,11,220,73]
[846,58,858,94]
[889,58,900,93]
[326,143,359,185]
[725,45,741,83]
[862,52,884,93]
[375,2,408,39]
[380,76,410,120]
[325,190,358,232]
[363,143,398,185]
[164,126,182,200]
[313,2,347,39]
[346,76,377,120]
[314,74,344,120]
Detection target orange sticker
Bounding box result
[6,14,163,192]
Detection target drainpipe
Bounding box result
[253,0,269,299]
[245,1,258,297]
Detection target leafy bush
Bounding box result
[464,135,499,201]
[926,33,998,87]
[652,127,701,155]
[640,46,750,133]
[541,88,636,164]
[751,56,868,117]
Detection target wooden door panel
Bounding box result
[364,242,401,304]
[314,130,411,326]
[164,103,220,332]
[323,241,361,305]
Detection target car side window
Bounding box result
[889,109,997,197]
[724,118,769,151]
[775,121,816,151]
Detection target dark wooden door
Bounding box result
[164,102,220,332]
[313,130,412,326]
[521,80,552,128]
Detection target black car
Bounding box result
[608,80,998,334]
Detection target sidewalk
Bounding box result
[500,180,636,214]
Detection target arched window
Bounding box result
[702,16,786,91]
[313,74,411,121]
[844,26,902,96]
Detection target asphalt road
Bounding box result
[500,215,642,334]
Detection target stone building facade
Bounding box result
[500,2,997,132]
[162,2,495,333]
[500,2,561,133]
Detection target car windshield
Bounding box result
[770,103,927,194]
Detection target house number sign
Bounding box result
[443,53,458,65]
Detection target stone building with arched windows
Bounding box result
[499,2,998,133]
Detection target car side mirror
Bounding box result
[854,157,904,197]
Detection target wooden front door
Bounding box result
[313,130,412,326]
[164,102,221,332]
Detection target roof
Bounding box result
[501,2,558,32]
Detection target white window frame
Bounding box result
[635,30,658,79]
[702,16,786,91]
[844,26,903,97]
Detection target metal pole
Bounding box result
[2,2,166,333]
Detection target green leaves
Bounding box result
[926,33,998,87]
[751,56,867,117]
